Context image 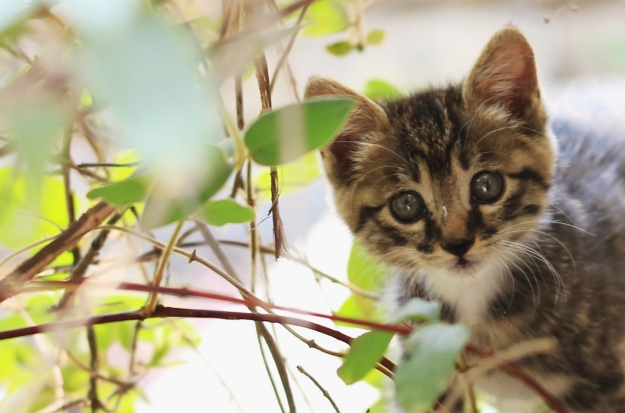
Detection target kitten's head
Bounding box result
[306,27,556,276]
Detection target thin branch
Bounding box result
[86,326,102,413]
[56,212,123,310]
[0,305,394,380]
[76,162,140,168]
[194,221,293,413]
[33,398,89,413]
[143,220,184,315]
[269,3,309,93]
[61,125,80,265]
[296,365,341,413]
[218,239,379,300]
[0,201,117,303]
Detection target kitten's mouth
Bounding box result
[450,257,474,271]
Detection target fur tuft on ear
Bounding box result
[464,27,544,126]
[305,77,389,185]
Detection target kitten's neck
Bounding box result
[419,259,507,324]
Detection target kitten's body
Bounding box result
[307,28,625,413]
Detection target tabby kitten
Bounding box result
[306,27,625,413]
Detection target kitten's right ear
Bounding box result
[305,77,388,185]
[464,27,544,127]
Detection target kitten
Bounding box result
[306,27,625,413]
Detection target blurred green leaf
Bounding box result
[81,9,222,191]
[200,199,255,226]
[336,294,380,326]
[209,26,297,82]
[338,330,393,384]
[395,323,469,413]
[367,397,392,413]
[366,29,386,45]
[363,79,402,101]
[111,149,142,181]
[348,239,387,292]
[0,169,68,249]
[326,40,352,56]
[255,152,321,199]
[140,143,234,230]
[118,322,135,351]
[0,1,29,37]
[245,97,356,166]
[302,0,348,37]
[87,176,150,207]
[7,100,67,186]
[390,298,440,324]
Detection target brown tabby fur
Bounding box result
[306,27,625,413]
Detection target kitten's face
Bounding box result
[307,27,556,277]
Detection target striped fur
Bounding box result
[307,27,625,413]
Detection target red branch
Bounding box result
[7,280,568,412]
[0,305,395,379]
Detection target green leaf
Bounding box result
[7,99,67,186]
[80,9,223,192]
[0,1,29,37]
[245,97,356,166]
[390,298,440,324]
[338,330,393,384]
[347,239,387,292]
[395,323,469,413]
[87,176,150,207]
[335,294,380,327]
[111,149,142,181]
[140,143,234,230]
[326,40,352,56]
[363,79,402,101]
[302,0,348,37]
[366,29,386,46]
[255,152,320,199]
[200,199,254,226]
[0,169,69,249]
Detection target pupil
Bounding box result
[471,171,503,203]
[390,191,424,223]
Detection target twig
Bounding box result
[86,326,102,412]
[143,220,184,315]
[254,52,287,259]
[256,325,287,413]
[61,125,80,265]
[33,398,89,413]
[194,221,293,413]
[269,2,309,93]
[0,305,395,380]
[296,365,341,413]
[218,239,379,300]
[56,212,123,309]
[76,162,140,168]
[0,201,117,303]
[457,354,477,413]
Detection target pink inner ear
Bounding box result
[474,41,537,117]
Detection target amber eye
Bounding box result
[471,171,504,203]
[390,191,426,223]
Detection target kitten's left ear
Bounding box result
[464,27,544,126]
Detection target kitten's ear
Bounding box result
[305,77,388,185]
[464,27,543,125]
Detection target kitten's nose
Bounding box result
[442,238,475,257]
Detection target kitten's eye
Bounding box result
[471,171,504,203]
[390,191,426,223]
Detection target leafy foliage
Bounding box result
[244,97,356,166]
[0,2,472,413]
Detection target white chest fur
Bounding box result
[422,258,507,323]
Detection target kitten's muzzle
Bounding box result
[441,238,475,257]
